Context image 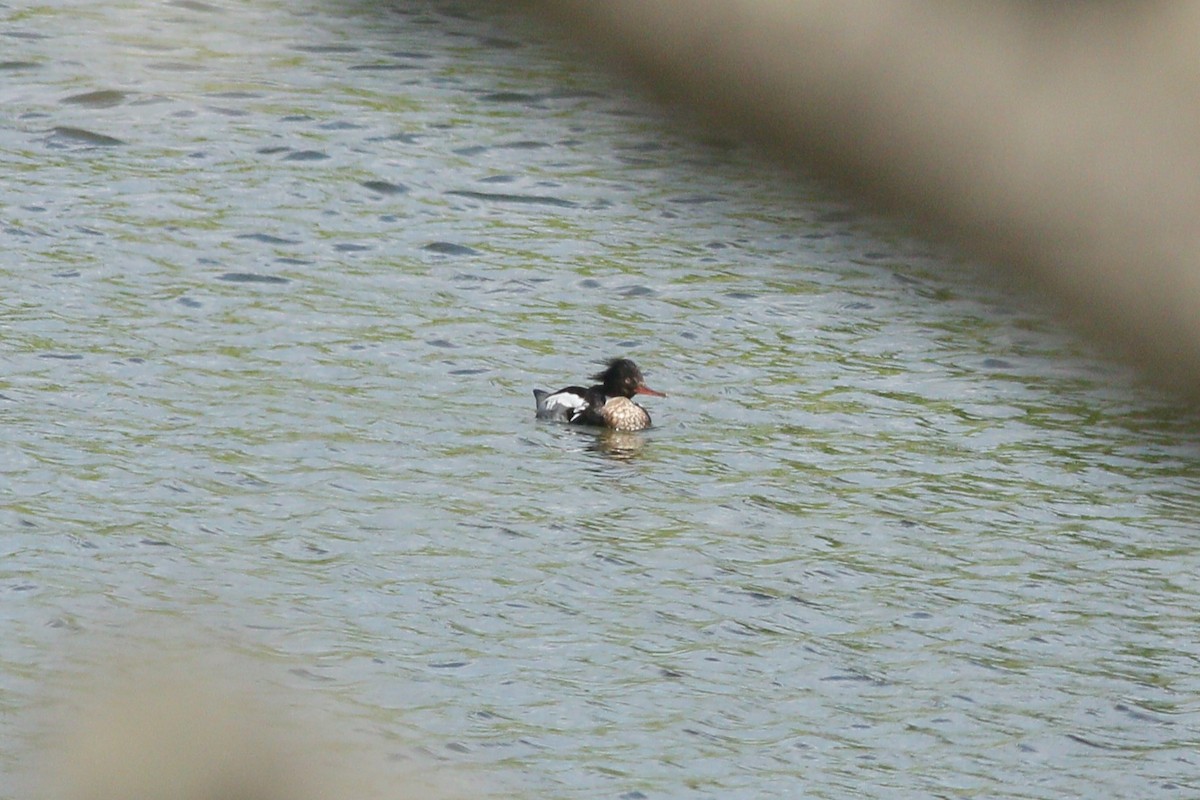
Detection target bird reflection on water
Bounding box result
[589,428,646,460]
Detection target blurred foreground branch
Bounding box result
[30,640,471,800]
[529,1,1200,395]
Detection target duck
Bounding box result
[533,358,666,431]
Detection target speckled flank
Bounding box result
[600,396,651,431]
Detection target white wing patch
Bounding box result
[535,389,588,420]
[544,392,586,411]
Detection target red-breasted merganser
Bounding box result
[533,358,666,431]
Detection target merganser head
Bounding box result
[593,358,667,399]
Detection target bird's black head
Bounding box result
[593,358,666,399]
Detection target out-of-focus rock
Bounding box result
[529,1,1200,396]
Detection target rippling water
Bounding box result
[3,2,1200,798]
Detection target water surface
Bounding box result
[2,2,1199,798]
